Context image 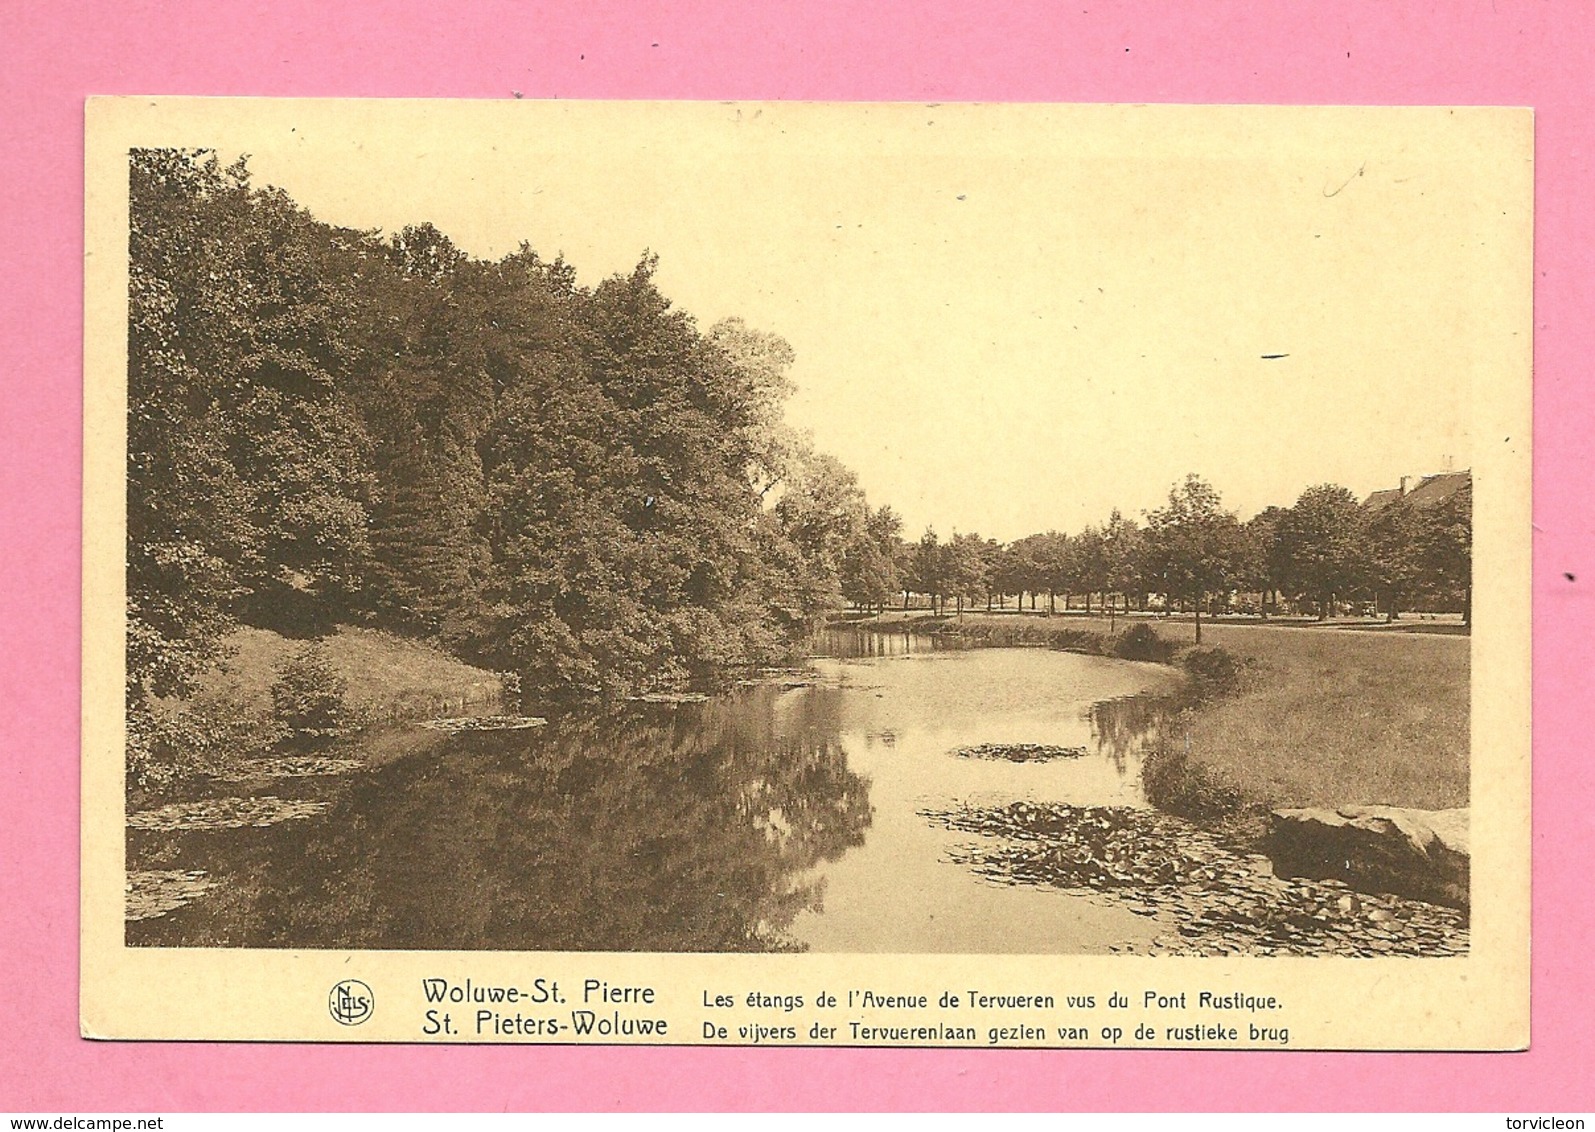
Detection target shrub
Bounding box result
[1111,623,1177,663]
[271,644,351,741]
[1181,647,1245,698]
[1141,737,1245,820]
[126,693,285,792]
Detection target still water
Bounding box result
[130,629,1180,953]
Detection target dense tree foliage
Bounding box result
[127,150,888,779]
[1416,480,1473,625]
[838,504,904,612]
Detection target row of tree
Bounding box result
[128,149,892,778]
[841,475,1473,641]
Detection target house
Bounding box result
[1363,470,1471,512]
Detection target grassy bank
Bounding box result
[133,625,507,794]
[200,626,505,725]
[850,611,1469,816]
[1146,620,1468,812]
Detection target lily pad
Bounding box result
[953,742,1089,762]
[419,715,548,732]
[129,795,330,831]
[126,869,215,921]
[924,800,1469,958]
[223,755,364,779]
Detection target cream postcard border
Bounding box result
[82,98,1531,1048]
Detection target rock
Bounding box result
[1265,805,1469,910]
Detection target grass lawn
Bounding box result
[1158,621,1469,810]
[201,625,504,724]
[1038,614,1470,811]
[863,610,1469,811]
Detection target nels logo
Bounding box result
[329,979,374,1026]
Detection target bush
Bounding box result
[1111,623,1177,663]
[126,693,285,792]
[1141,738,1245,821]
[270,644,351,741]
[1181,647,1245,698]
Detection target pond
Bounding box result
[126,628,1185,953]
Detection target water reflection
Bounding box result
[813,626,951,658]
[1089,691,1179,771]
[131,629,1182,953]
[143,689,871,951]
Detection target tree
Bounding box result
[1100,509,1142,627]
[1036,531,1074,614]
[1141,475,1245,643]
[128,150,257,707]
[985,539,1030,612]
[709,316,796,497]
[945,532,993,618]
[1365,498,1422,622]
[1072,524,1107,614]
[127,149,378,780]
[126,148,895,730]
[988,535,1039,615]
[840,505,904,612]
[389,221,467,282]
[1243,505,1292,617]
[907,529,947,614]
[770,446,871,617]
[1417,479,1472,624]
[1278,484,1367,619]
[472,253,804,695]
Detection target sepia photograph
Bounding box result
[114,103,1510,956]
[81,98,1531,1046]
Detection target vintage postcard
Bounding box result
[82,98,1531,1047]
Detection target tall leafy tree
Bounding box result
[1278,484,1367,619]
[128,149,259,707]
[127,150,376,781]
[1036,531,1075,614]
[907,529,947,614]
[945,532,993,618]
[1100,509,1142,624]
[1243,505,1292,617]
[769,446,871,622]
[1072,524,1107,614]
[997,534,1047,613]
[1417,480,1473,624]
[840,505,904,612]
[1141,474,1244,643]
[1365,498,1423,622]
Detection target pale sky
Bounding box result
[117,100,1531,542]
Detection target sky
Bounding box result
[115,100,1531,542]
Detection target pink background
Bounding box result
[2,0,1591,1112]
